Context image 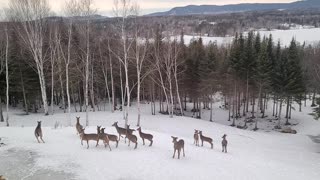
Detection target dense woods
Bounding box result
[0,0,320,129]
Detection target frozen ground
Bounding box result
[0,100,320,180]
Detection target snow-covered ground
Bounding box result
[0,99,320,180]
[180,28,320,47]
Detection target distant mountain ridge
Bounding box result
[147,0,320,16]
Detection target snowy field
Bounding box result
[0,100,320,180]
[181,28,320,47]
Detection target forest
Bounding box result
[0,0,320,130]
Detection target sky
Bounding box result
[0,0,298,16]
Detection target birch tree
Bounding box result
[8,0,51,115]
[113,0,134,125]
[5,26,9,126]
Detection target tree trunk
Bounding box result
[231,83,236,126]
[19,63,28,115]
[108,40,115,113]
[90,64,96,112]
[277,99,283,128]
[5,28,9,127]
[210,94,213,122]
[311,90,316,107]
[85,20,90,126]
[0,96,4,122]
[285,97,290,125]
[66,22,72,126]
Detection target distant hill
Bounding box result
[147,0,320,16]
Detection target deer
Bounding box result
[0,175,5,180]
[75,117,83,135]
[126,126,138,149]
[112,122,128,142]
[199,131,213,149]
[96,126,102,146]
[100,128,118,148]
[193,129,199,146]
[97,128,112,151]
[79,128,99,149]
[222,134,228,153]
[35,121,45,143]
[171,136,185,159]
[137,127,153,146]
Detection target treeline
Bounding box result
[0,0,320,129]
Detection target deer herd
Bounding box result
[34,116,228,160]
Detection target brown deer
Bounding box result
[126,126,138,149]
[0,175,6,180]
[222,134,228,153]
[199,131,213,149]
[79,128,99,149]
[171,136,185,159]
[101,128,119,148]
[35,121,45,143]
[137,127,153,146]
[112,122,128,142]
[193,129,199,146]
[75,117,83,135]
[97,128,112,151]
[96,126,102,146]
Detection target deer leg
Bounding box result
[211,143,213,149]
[149,140,153,146]
[183,147,185,157]
[225,146,227,153]
[36,136,40,143]
[128,140,130,147]
[134,142,137,149]
[96,139,99,147]
[87,140,89,149]
[178,149,180,159]
[222,145,224,152]
[173,149,176,159]
[40,136,45,143]
[116,140,118,148]
[201,140,203,146]
[108,143,112,151]
[142,138,145,145]
[81,139,83,146]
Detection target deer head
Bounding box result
[171,136,178,143]
[112,122,118,127]
[222,134,227,139]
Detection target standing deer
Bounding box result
[112,122,127,142]
[35,121,45,143]
[126,126,138,149]
[101,128,119,148]
[96,126,102,146]
[98,128,112,151]
[75,117,83,135]
[171,136,185,159]
[199,131,213,149]
[137,127,153,146]
[79,128,99,149]
[222,134,228,153]
[193,129,199,146]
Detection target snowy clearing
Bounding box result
[0,100,320,180]
[180,28,320,47]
